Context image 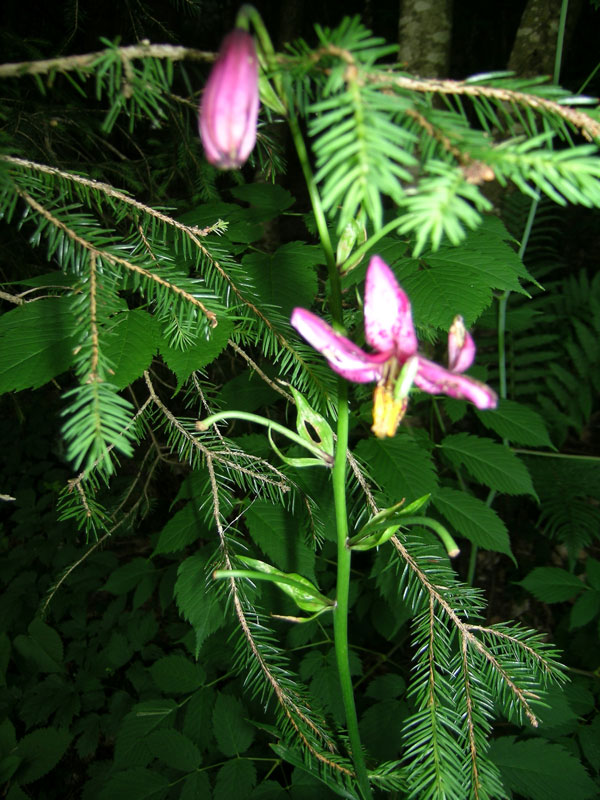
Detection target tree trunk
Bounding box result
[508,0,583,77]
[398,0,453,77]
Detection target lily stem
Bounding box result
[287,98,371,798]
[332,380,372,800]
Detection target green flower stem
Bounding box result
[285,106,341,324]
[401,516,460,558]
[197,410,329,460]
[286,75,371,797]
[332,380,372,800]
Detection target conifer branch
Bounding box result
[15,188,219,326]
[391,534,544,727]
[0,43,214,79]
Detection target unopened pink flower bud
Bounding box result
[199,29,259,169]
[447,315,475,373]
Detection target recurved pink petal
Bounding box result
[291,308,386,383]
[364,256,417,360]
[415,357,498,409]
[447,316,476,373]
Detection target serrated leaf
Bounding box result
[242,242,322,319]
[149,654,204,694]
[99,767,169,800]
[0,632,10,687]
[520,567,585,603]
[586,557,600,590]
[27,619,63,665]
[355,434,439,505]
[360,700,407,762]
[230,183,295,217]
[0,717,17,755]
[432,487,513,558]
[174,554,226,657]
[212,695,255,757]
[570,589,600,629]
[181,771,212,800]
[103,310,159,389]
[145,729,201,771]
[476,398,554,448]
[365,674,406,701]
[114,701,176,768]
[14,727,72,785]
[441,433,537,497]
[103,558,155,594]
[399,257,492,329]
[152,502,205,555]
[159,315,232,387]
[214,758,257,800]
[13,619,64,674]
[578,716,600,772]
[489,736,597,800]
[245,501,316,583]
[183,688,216,751]
[0,297,77,392]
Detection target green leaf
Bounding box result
[103,310,159,389]
[212,694,255,757]
[441,433,537,496]
[245,500,316,583]
[149,654,205,694]
[365,674,406,701]
[570,589,600,629]
[586,557,600,590]
[0,633,10,687]
[145,729,202,771]
[6,786,29,800]
[174,554,226,657]
[181,771,212,800]
[0,297,77,392]
[103,558,155,594]
[242,242,322,319]
[13,619,64,674]
[183,688,216,751]
[230,183,295,217]
[159,315,232,387]
[355,434,439,504]
[219,369,278,413]
[398,219,530,326]
[0,717,17,756]
[152,502,205,556]
[99,767,169,800]
[475,399,554,448]
[520,567,586,603]
[489,736,598,800]
[114,701,176,768]
[432,487,513,558]
[234,556,332,614]
[14,727,72,785]
[359,700,407,761]
[214,759,257,800]
[578,716,600,772]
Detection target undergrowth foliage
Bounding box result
[1,8,600,800]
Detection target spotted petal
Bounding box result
[415,358,498,409]
[364,255,418,360]
[291,308,387,383]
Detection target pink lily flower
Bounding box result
[291,256,497,437]
[199,29,259,169]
